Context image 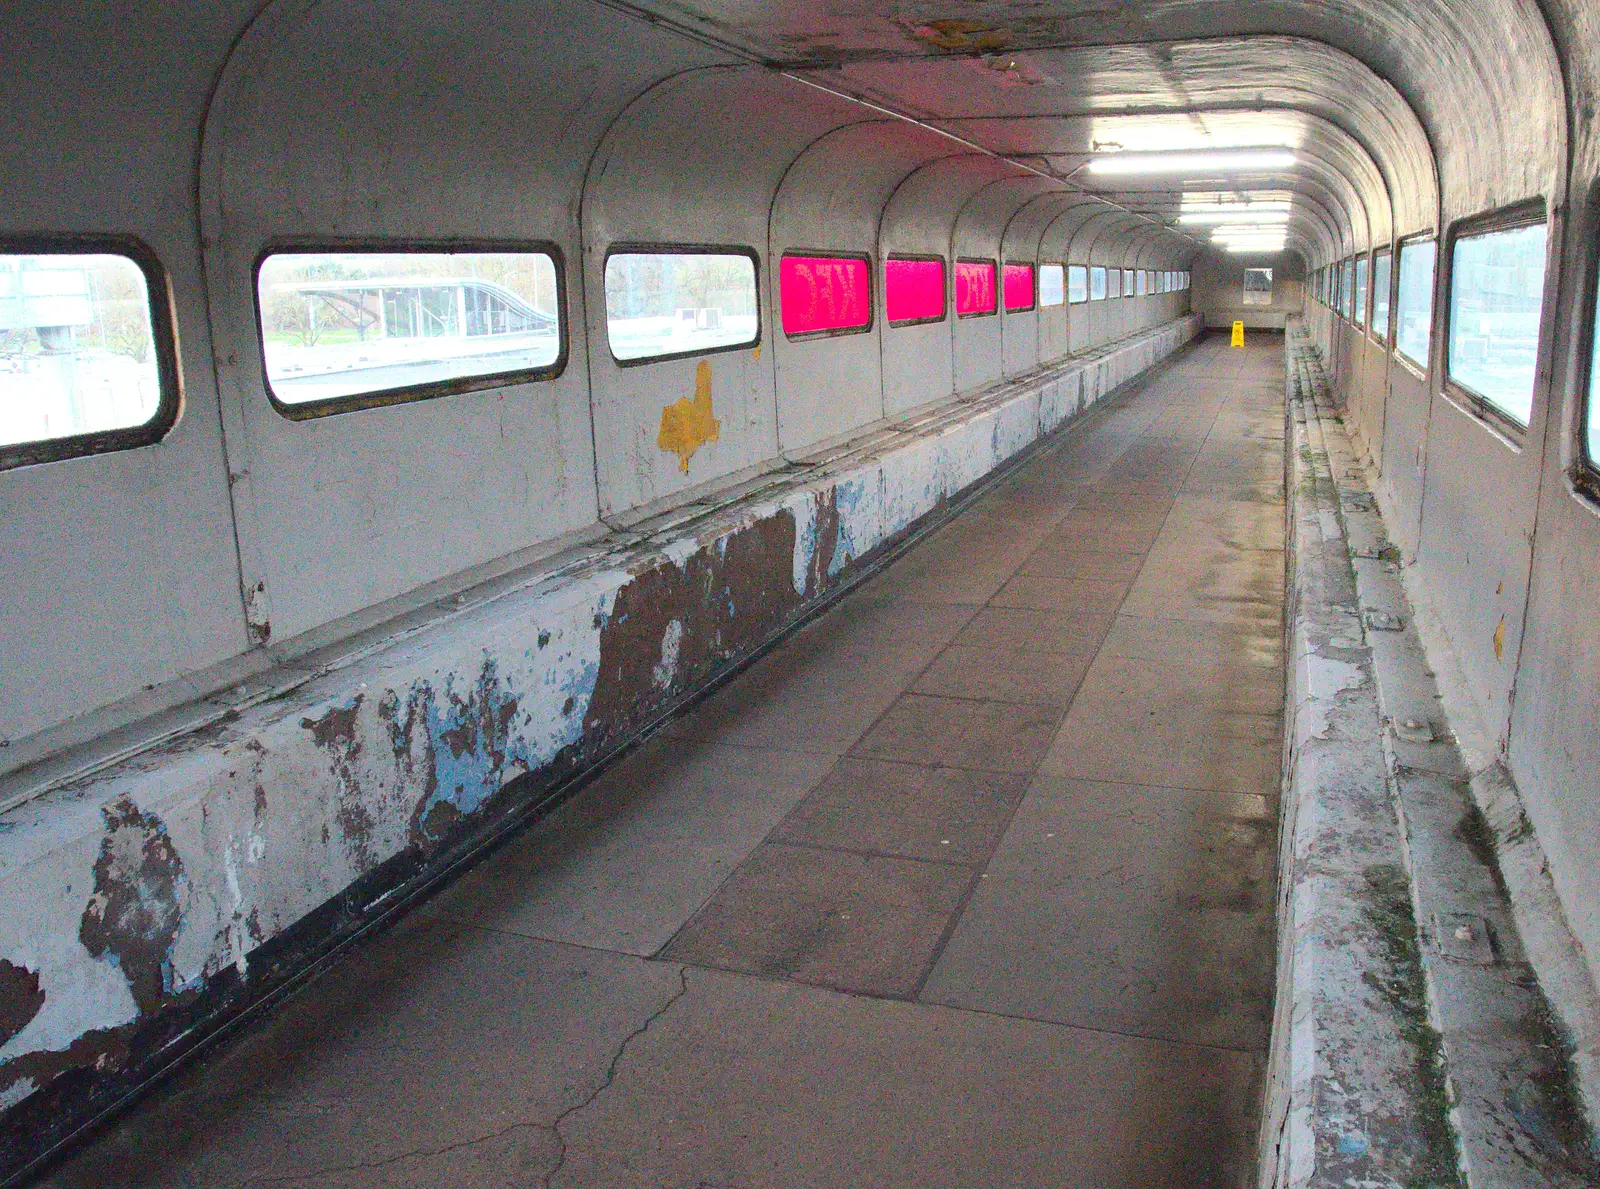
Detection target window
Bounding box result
[1372,251,1392,340]
[1106,269,1121,299]
[1354,256,1370,328]
[605,249,757,364]
[1068,265,1088,304]
[885,256,946,325]
[955,259,997,317]
[258,248,564,411]
[1342,259,1356,318]
[1003,262,1035,312]
[1447,218,1547,427]
[1243,268,1273,306]
[1,242,176,469]
[779,253,871,338]
[1395,239,1436,368]
[1038,264,1065,308]
[1136,271,1149,296]
[1122,268,1136,297]
[1089,266,1107,301]
[1588,279,1600,467]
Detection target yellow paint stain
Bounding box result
[1231,321,1245,347]
[752,344,761,361]
[658,360,721,473]
[912,18,1010,51]
[1493,615,1506,662]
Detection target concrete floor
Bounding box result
[44,333,1287,1189]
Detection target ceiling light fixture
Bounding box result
[1179,210,1293,225]
[1179,200,1293,216]
[1086,149,1298,176]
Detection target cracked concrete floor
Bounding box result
[42,334,1286,1189]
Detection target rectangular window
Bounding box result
[1003,262,1035,312]
[1243,268,1274,306]
[1106,269,1121,299]
[1395,239,1436,368]
[1354,255,1370,327]
[1038,263,1065,308]
[1068,265,1089,304]
[779,253,871,338]
[955,259,997,317]
[1089,266,1107,301]
[1136,271,1149,296]
[259,248,563,410]
[1,243,176,468]
[884,256,946,325]
[1372,251,1392,340]
[605,249,757,364]
[1122,268,1136,297]
[1448,219,1547,427]
[1588,279,1600,467]
[1343,259,1356,318]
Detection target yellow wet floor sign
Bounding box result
[1231,321,1245,347]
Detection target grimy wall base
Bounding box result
[0,317,1202,1181]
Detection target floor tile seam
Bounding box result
[824,751,1057,779]
[1021,771,1281,806]
[654,953,1271,1061]
[755,836,985,871]
[427,917,684,966]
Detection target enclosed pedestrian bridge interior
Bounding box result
[5,1,1600,1186]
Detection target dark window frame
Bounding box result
[0,233,181,471]
[1003,259,1038,313]
[955,256,999,319]
[256,238,569,420]
[1370,248,1393,346]
[1391,233,1437,380]
[1440,199,1549,441]
[602,241,761,369]
[1575,188,1600,501]
[883,252,949,328]
[777,249,875,342]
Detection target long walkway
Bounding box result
[46,334,1287,1189]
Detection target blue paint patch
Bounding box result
[1337,1131,1368,1156]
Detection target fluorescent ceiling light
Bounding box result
[1180,200,1292,216]
[1087,149,1298,176]
[1179,210,1292,225]
[1224,242,1285,254]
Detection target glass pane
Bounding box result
[1343,260,1355,317]
[1242,268,1274,305]
[0,253,163,449]
[1068,266,1088,304]
[1589,285,1600,466]
[1448,222,1547,425]
[1038,264,1065,308]
[779,255,870,336]
[1396,240,1436,366]
[1372,252,1392,339]
[1003,263,1034,312]
[1136,271,1149,296]
[605,251,756,363]
[1107,269,1122,299]
[884,257,946,324]
[260,251,561,402]
[955,260,997,316]
[1089,266,1107,301]
[1122,269,1135,297]
[1355,256,1370,327]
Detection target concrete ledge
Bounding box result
[0,316,1203,1180]
[1259,322,1598,1188]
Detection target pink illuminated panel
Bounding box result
[885,256,946,324]
[779,254,871,336]
[1003,263,1035,312]
[955,259,997,317]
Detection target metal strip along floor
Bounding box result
[42,333,1288,1189]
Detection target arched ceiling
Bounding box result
[606,0,1566,268]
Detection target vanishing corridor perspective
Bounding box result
[13,0,1600,1184]
[42,337,1288,1188]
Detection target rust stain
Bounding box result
[584,511,802,750]
[0,959,45,1047]
[79,797,186,1016]
[658,360,721,473]
[909,18,1011,51]
[301,696,376,870]
[1493,615,1506,662]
